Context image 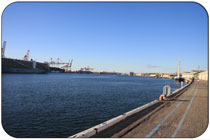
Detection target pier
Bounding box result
[70,80,208,138]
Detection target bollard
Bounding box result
[159,85,171,101]
[163,85,171,97]
[159,94,166,101]
[181,81,183,88]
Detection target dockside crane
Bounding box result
[49,58,73,72]
[49,58,66,67]
[80,66,94,71]
[69,59,73,71]
[1,41,6,58]
[60,59,73,72]
[24,50,30,61]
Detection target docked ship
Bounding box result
[2,41,49,74]
[2,58,49,74]
[174,57,185,82]
[99,71,121,75]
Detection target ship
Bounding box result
[174,57,185,82]
[1,41,49,74]
[99,71,121,75]
[2,58,49,74]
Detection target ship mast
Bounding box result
[177,57,180,78]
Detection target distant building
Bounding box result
[161,73,175,79]
[182,72,194,80]
[149,73,161,78]
[149,74,157,77]
[136,73,144,76]
[198,71,208,81]
[192,70,205,73]
[191,70,205,79]
[130,72,135,76]
[161,73,171,78]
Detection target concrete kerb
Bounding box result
[123,100,159,117]
[166,83,191,99]
[94,115,126,133]
[70,127,96,138]
[69,100,159,138]
[69,82,192,138]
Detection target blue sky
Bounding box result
[2,2,208,73]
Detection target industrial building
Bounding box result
[182,72,195,80]
[198,71,208,81]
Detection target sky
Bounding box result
[2,2,208,73]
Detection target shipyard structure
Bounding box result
[2,58,49,74]
[2,41,49,74]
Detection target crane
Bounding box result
[24,50,30,61]
[49,58,69,67]
[80,66,94,71]
[61,59,73,72]
[1,41,6,58]
[69,59,73,71]
[49,58,73,72]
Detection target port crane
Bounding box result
[61,59,73,72]
[1,41,6,58]
[49,58,73,71]
[49,58,67,66]
[23,50,30,61]
[80,66,94,71]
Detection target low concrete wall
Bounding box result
[69,100,158,138]
[167,83,191,98]
[123,100,158,117]
[69,82,192,138]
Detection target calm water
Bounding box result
[2,73,182,138]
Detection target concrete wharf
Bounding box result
[70,81,208,138]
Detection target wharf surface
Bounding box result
[92,81,208,138]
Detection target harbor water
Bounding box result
[2,73,183,138]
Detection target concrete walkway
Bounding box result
[92,81,208,138]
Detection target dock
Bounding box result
[70,80,208,138]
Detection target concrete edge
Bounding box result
[167,83,191,98]
[68,100,159,138]
[69,82,192,138]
